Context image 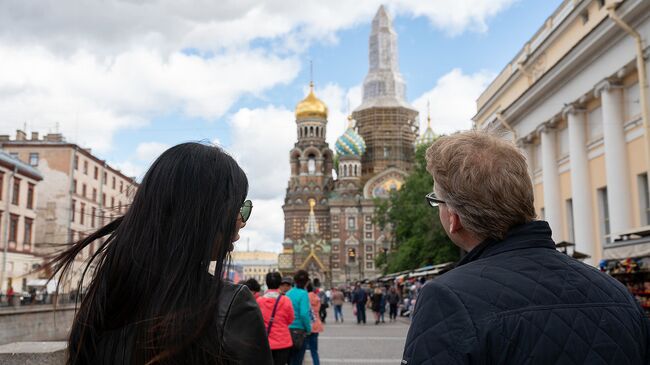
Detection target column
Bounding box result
[540,124,563,242]
[563,104,596,263]
[596,80,632,238]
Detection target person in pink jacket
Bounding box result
[257,272,295,365]
[306,281,323,365]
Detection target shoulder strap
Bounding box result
[266,294,283,336]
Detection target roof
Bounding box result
[0,150,43,181]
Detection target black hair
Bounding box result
[294,270,309,289]
[306,281,314,293]
[47,142,248,365]
[313,278,321,288]
[244,278,261,293]
[266,272,282,289]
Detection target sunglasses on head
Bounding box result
[240,200,253,223]
[425,192,446,207]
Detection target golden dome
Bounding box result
[295,82,328,119]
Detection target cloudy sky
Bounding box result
[0,0,562,252]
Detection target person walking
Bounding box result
[351,284,367,324]
[402,131,650,364]
[306,281,322,365]
[386,287,400,322]
[331,288,344,323]
[286,270,311,365]
[370,287,383,325]
[47,142,272,364]
[258,272,295,365]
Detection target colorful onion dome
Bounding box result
[295,82,328,119]
[335,116,366,157]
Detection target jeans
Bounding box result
[306,333,320,365]
[289,341,306,365]
[334,304,343,321]
[355,303,366,324]
[389,303,398,320]
[272,348,291,365]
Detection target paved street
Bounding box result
[303,303,409,365]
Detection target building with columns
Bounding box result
[473,0,650,264]
[278,5,420,286]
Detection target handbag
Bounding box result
[290,328,306,351]
[266,294,283,336]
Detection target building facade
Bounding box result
[231,250,279,283]
[0,150,43,293]
[279,6,419,286]
[473,0,650,263]
[0,131,138,287]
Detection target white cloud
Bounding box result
[413,68,495,135]
[136,142,170,162]
[235,198,286,253]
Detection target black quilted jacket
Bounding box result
[402,221,649,365]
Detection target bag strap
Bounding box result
[266,294,283,336]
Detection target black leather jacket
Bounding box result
[218,282,272,364]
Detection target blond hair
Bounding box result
[426,130,535,240]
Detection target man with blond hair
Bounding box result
[401,131,649,365]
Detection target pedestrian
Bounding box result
[286,270,311,365]
[6,286,14,306]
[305,281,322,365]
[244,278,262,299]
[46,143,272,364]
[351,284,367,324]
[402,131,650,364]
[386,287,400,322]
[279,277,293,294]
[258,272,295,365]
[331,288,344,323]
[314,279,328,324]
[370,287,383,325]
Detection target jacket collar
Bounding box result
[457,220,556,267]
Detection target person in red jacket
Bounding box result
[258,271,295,365]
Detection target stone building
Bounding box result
[473,0,650,263]
[230,250,279,283]
[279,6,419,286]
[0,131,137,287]
[0,150,43,293]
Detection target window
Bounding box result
[308,156,316,175]
[71,199,76,222]
[588,106,603,141]
[82,184,87,198]
[29,153,39,166]
[625,82,641,120]
[27,183,34,209]
[74,156,79,170]
[566,199,574,243]
[366,262,373,269]
[103,172,107,185]
[120,181,123,193]
[73,179,77,194]
[12,178,20,205]
[365,224,372,231]
[366,254,372,260]
[111,197,115,209]
[24,218,33,248]
[92,188,97,202]
[83,160,88,174]
[9,214,18,243]
[118,201,122,213]
[9,152,19,160]
[0,172,3,197]
[102,193,106,206]
[80,203,85,225]
[112,177,116,189]
[347,217,356,229]
[580,10,589,24]
[383,147,390,158]
[94,166,99,180]
[347,248,356,264]
[91,207,96,228]
[366,245,373,252]
[598,187,610,244]
[365,232,372,239]
[638,173,650,225]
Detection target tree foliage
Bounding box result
[374,143,459,273]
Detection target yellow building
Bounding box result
[231,250,279,283]
[473,0,650,264]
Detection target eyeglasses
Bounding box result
[425,192,445,207]
[240,200,253,223]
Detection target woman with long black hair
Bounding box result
[48,142,272,365]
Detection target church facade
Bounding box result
[278,6,433,286]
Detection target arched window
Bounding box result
[309,126,314,137]
[354,165,358,176]
[343,164,348,177]
[308,154,316,174]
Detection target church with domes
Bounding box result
[278,5,430,286]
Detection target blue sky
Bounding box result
[0,0,563,251]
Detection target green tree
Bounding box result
[375,143,459,273]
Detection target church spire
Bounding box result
[357,5,411,110]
